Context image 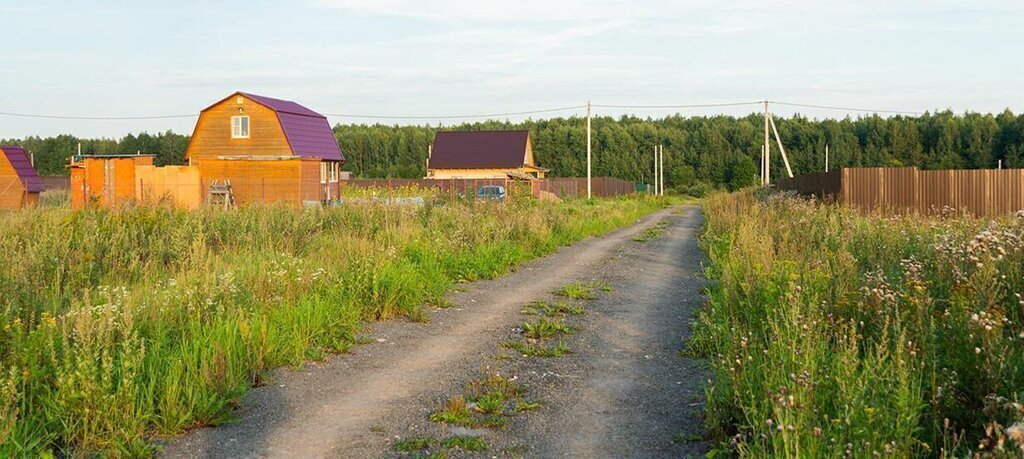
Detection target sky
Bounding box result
[1,0,1022,138]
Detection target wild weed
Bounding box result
[0,195,665,455]
[501,340,572,358]
[442,435,488,452]
[514,400,541,412]
[520,300,583,317]
[394,436,435,452]
[556,282,597,300]
[521,318,573,339]
[696,191,1024,457]
[632,220,670,242]
[429,396,472,425]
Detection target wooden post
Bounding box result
[659,145,665,196]
[586,101,592,199]
[760,144,765,185]
[768,114,794,178]
[764,101,770,185]
[653,145,658,195]
[825,144,829,173]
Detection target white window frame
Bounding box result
[320,162,328,184]
[330,162,339,183]
[231,116,250,139]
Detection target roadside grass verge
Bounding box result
[694,191,1024,457]
[0,195,664,456]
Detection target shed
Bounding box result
[0,145,44,209]
[69,155,155,209]
[185,92,345,204]
[426,130,547,179]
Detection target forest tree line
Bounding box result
[5,109,1024,192]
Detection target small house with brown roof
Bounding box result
[426,130,547,180]
[0,145,44,209]
[185,91,345,205]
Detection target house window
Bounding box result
[231,116,250,139]
[330,162,339,182]
[320,162,328,184]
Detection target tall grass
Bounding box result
[693,191,1024,457]
[0,195,663,456]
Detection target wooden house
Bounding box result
[185,92,345,205]
[0,145,44,209]
[69,154,155,209]
[426,130,546,180]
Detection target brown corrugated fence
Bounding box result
[779,167,1024,217]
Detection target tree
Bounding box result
[4,109,1024,183]
[726,155,758,191]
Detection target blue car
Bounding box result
[476,185,506,201]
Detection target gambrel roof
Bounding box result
[1,146,44,192]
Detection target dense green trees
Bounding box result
[6,110,1024,192]
[2,130,189,175]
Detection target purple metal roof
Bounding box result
[1,146,44,193]
[429,130,530,169]
[241,92,345,162]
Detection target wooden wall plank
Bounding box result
[186,95,293,160]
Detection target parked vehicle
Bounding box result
[476,185,506,201]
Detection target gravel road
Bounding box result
[160,205,709,458]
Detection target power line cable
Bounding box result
[322,104,587,120]
[769,100,924,116]
[0,100,931,121]
[592,101,763,109]
[0,111,197,120]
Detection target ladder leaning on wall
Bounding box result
[207,180,235,209]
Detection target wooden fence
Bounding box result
[340,176,637,200]
[779,167,1024,217]
[39,176,70,191]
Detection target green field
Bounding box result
[0,195,663,456]
[694,191,1024,457]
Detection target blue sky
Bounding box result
[1,0,1022,138]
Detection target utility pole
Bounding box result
[659,145,665,196]
[653,145,659,195]
[760,144,765,185]
[764,101,770,185]
[586,100,592,199]
[825,144,829,173]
